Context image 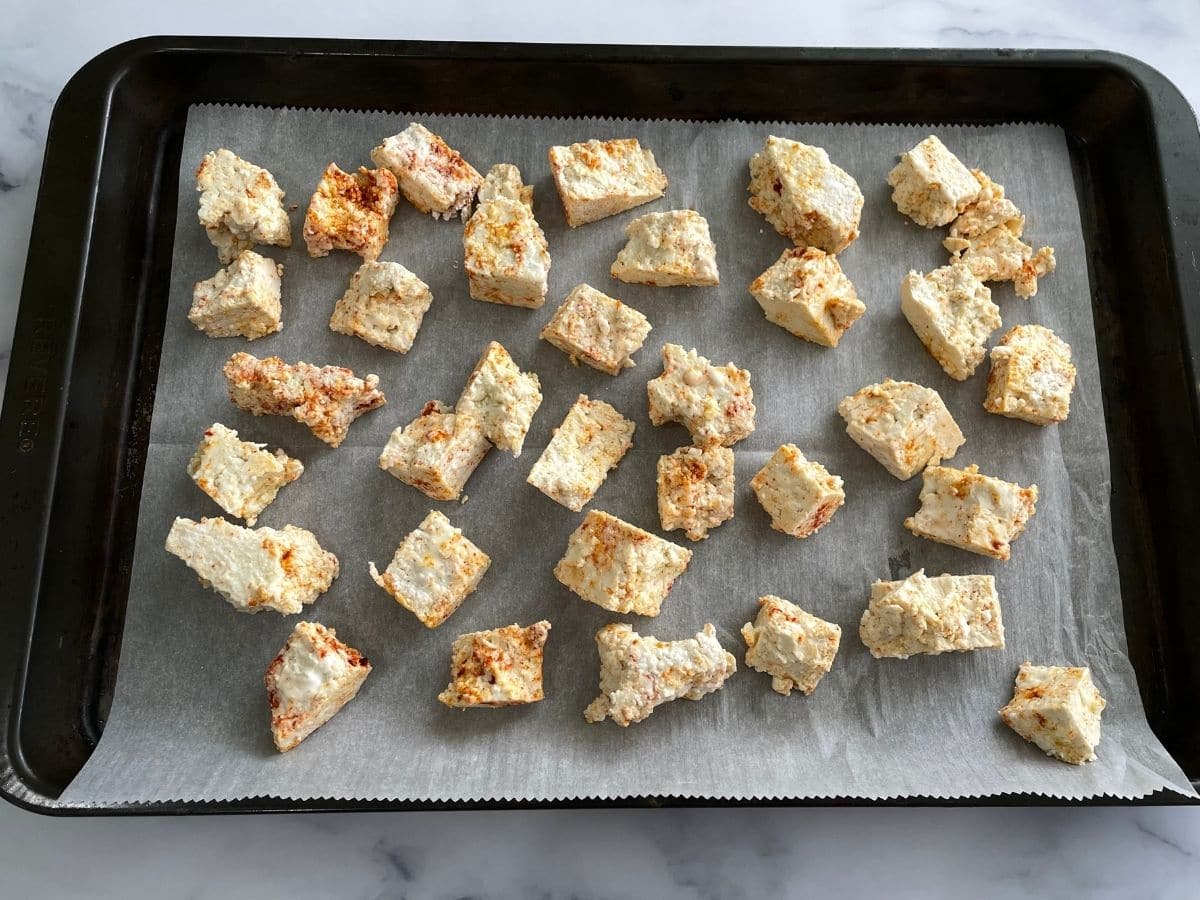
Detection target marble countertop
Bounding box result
[2,1,1198,896]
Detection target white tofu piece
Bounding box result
[886,135,982,228]
[859,570,1003,659]
[328,261,433,354]
[584,623,736,727]
[646,343,756,448]
[369,509,490,628]
[187,423,303,526]
[539,283,652,376]
[904,464,1038,561]
[165,516,338,615]
[526,395,634,511]
[984,324,1077,425]
[741,595,841,696]
[302,163,399,261]
[547,138,667,227]
[437,621,551,708]
[610,210,720,287]
[265,621,370,752]
[554,510,693,617]
[462,165,551,308]
[370,123,483,220]
[900,262,1001,381]
[456,341,543,457]
[837,379,965,480]
[195,148,292,264]
[477,162,533,206]
[750,444,845,539]
[999,662,1106,765]
[378,401,491,502]
[223,352,386,448]
[748,246,865,347]
[747,136,863,253]
[656,445,735,541]
[189,250,283,341]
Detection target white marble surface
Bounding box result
[2,0,1199,895]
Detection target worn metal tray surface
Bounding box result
[1,38,1198,814]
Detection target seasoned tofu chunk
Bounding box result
[477,162,533,205]
[302,163,399,261]
[554,510,692,617]
[369,509,490,628]
[462,165,551,308]
[1000,662,1106,765]
[837,379,965,480]
[378,400,491,501]
[456,341,543,457]
[195,148,292,264]
[187,423,303,526]
[584,623,736,726]
[539,283,652,376]
[859,570,1003,659]
[547,138,667,227]
[747,136,863,253]
[750,444,845,539]
[189,250,283,340]
[437,621,551,708]
[904,464,1038,561]
[741,595,841,696]
[265,621,370,752]
[165,516,338,615]
[370,123,482,220]
[328,261,433,354]
[900,262,1001,381]
[886,135,982,228]
[984,324,1077,425]
[526,395,634,511]
[610,210,719,287]
[749,246,865,347]
[223,352,386,448]
[656,445,735,541]
[646,344,756,448]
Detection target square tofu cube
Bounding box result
[165,516,338,615]
[750,444,845,539]
[837,379,965,480]
[437,621,551,708]
[195,148,292,264]
[378,401,491,501]
[554,510,692,616]
[646,344,756,448]
[610,210,719,287]
[370,123,483,220]
[584,623,736,726]
[265,621,371,752]
[859,570,1003,659]
[302,163,399,261]
[369,509,490,628]
[999,662,1106,765]
[984,324,1077,425]
[748,136,863,253]
[886,135,982,228]
[749,247,864,347]
[463,165,551,308]
[547,138,667,227]
[900,263,1001,381]
[904,464,1038,561]
[539,283,652,376]
[187,423,303,526]
[526,395,635,511]
[189,250,283,341]
[741,595,841,696]
[328,261,433,354]
[656,445,735,541]
[456,341,543,457]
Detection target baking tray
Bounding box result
[2,38,1198,815]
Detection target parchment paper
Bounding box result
[60,105,1196,805]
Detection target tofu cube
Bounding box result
[610,210,720,287]
[539,283,652,376]
[554,510,693,617]
[526,395,635,511]
[302,163,399,261]
[837,379,965,480]
[437,621,551,708]
[984,324,1077,425]
[477,162,533,206]
[656,445,735,541]
[751,444,845,539]
[859,570,1003,659]
[187,423,303,526]
[378,400,491,501]
[749,247,865,347]
[195,148,292,264]
[904,464,1038,561]
[999,662,1106,765]
[189,250,283,341]
[547,138,667,227]
[646,343,756,448]
[463,165,551,308]
[900,263,1001,381]
[456,341,543,457]
[369,509,491,628]
[328,261,433,354]
[741,595,841,696]
[265,621,371,752]
[370,123,482,220]
[747,136,863,253]
[886,135,982,228]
